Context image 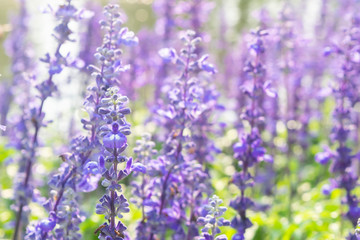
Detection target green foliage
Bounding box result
[0,138,16,239]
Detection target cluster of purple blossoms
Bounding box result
[5,0,35,237]
[189,55,221,166]
[231,29,275,239]
[132,30,216,239]
[271,6,305,148]
[266,5,310,216]
[8,0,86,239]
[90,4,138,240]
[94,87,133,240]
[25,136,99,239]
[152,0,213,100]
[316,15,360,238]
[4,0,360,239]
[23,3,138,240]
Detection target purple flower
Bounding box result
[315,151,333,165]
[323,46,333,56]
[230,28,274,238]
[140,30,218,239]
[131,162,147,173]
[158,48,178,63]
[38,212,56,232]
[118,27,139,46]
[233,139,247,156]
[316,14,360,231]
[198,55,216,74]
[78,161,102,192]
[11,0,86,238]
[103,124,127,149]
[90,5,136,238]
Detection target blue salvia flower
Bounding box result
[153,0,213,96]
[230,29,275,240]
[25,136,101,240]
[153,0,214,100]
[95,92,133,239]
[88,4,137,240]
[272,6,310,155]
[196,195,230,240]
[141,30,216,239]
[10,0,84,238]
[25,3,137,240]
[262,5,309,215]
[316,15,360,238]
[182,159,211,239]
[191,66,221,166]
[4,0,36,235]
[156,3,221,167]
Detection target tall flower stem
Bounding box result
[13,1,78,238]
[149,41,193,240]
[231,28,275,238]
[92,4,138,239]
[145,30,216,239]
[315,15,360,238]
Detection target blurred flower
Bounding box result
[230,28,274,238]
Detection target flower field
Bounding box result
[1,0,360,239]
